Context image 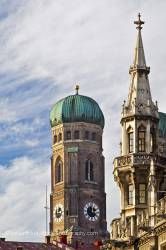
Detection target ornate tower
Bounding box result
[111,14,166,248]
[49,86,108,247]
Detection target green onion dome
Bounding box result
[50,86,104,128]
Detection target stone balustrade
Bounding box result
[114,154,166,169]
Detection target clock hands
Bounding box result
[56,207,62,218]
[84,202,100,221]
[54,204,64,222]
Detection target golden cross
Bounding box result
[134,13,144,30]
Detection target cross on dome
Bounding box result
[75,84,79,95]
[134,13,144,30]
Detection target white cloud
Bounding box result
[0,98,17,122]
[24,139,40,147]
[0,156,49,242]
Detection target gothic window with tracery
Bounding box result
[128,132,133,153]
[55,160,63,183]
[138,125,146,152]
[139,184,146,204]
[85,160,94,181]
[127,127,133,153]
[128,184,133,205]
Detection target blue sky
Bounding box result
[0,0,166,242]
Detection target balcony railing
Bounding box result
[114,153,166,169]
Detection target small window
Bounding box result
[58,133,62,142]
[128,184,133,205]
[54,135,57,144]
[66,131,71,140]
[92,132,96,141]
[85,131,89,140]
[85,160,94,181]
[138,126,146,152]
[55,161,63,183]
[74,130,80,139]
[139,184,146,204]
[128,132,133,153]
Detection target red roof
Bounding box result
[0,239,100,250]
[0,240,63,250]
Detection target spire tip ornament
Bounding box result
[134,13,144,30]
[75,84,79,95]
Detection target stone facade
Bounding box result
[50,120,108,247]
[109,14,166,250]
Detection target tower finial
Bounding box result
[134,13,144,30]
[75,84,79,95]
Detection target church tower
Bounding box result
[117,13,159,233]
[111,14,166,249]
[49,86,108,247]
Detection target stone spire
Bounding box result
[122,14,158,118]
[133,13,147,68]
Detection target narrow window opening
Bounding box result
[128,132,133,153]
[58,133,62,142]
[139,184,146,204]
[55,160,63,183]
[66,131,71,140]
[138,126,146,152]
[54,135,57,144]
[92,132,96,141]
[85,131,89,140]
[74,130,80,139]
[128,184,133,205]
[85,160,94,181]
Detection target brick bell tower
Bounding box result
[49,86,108,247]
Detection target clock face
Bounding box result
[84,202,100,221]
[53,204,64,222]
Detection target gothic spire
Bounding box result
[133,18,146,68]
[129,13,150,74]
[122,14,158,118]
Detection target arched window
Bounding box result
[66,131,71,140]
[92,132,96,141]
[58,133,62,142]
[85,131,89,140]
[74,130,80,139]
[127,127,133,153]
[85,160,94,181]
[138,125,146,152]
[55,160,63,183]
[53,135,57,144]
